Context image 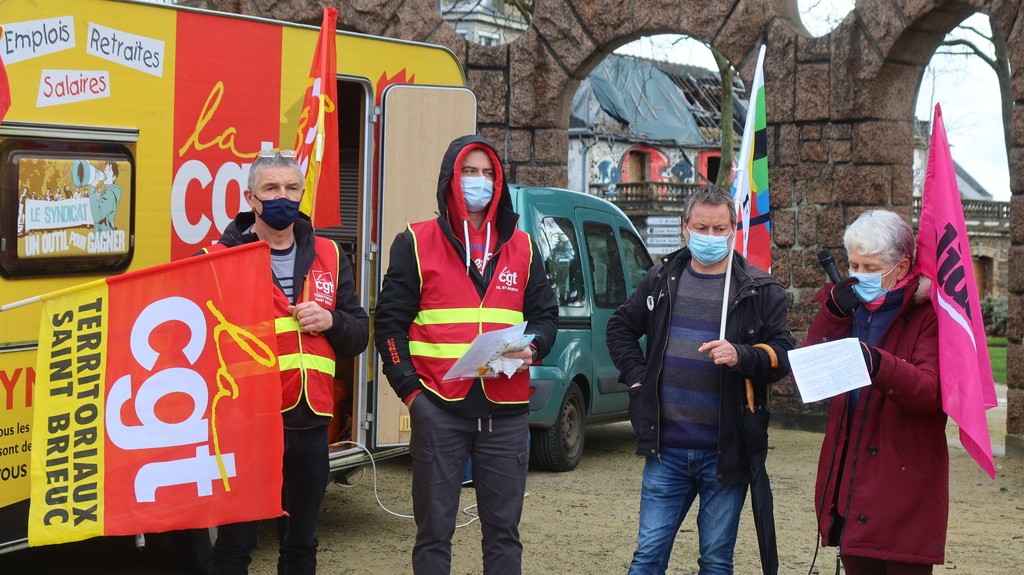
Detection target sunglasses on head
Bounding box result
[257,149,298,159]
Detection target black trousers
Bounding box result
[210,426,330,575]
[409,396,529,575]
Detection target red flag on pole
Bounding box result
[294,7,340,228]
[915,104,998,479]
[26,242,283,546]
[0,25,12,123]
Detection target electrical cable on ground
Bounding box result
[330,440,533,529]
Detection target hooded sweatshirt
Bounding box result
[374,135,559,418]
[444,141,504,273]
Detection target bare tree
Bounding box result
[712,48,736,189]
[503,0,534,24]
[935,18,1011,162]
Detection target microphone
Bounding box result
[817,249,841,285]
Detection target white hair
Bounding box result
[843,209,915,265]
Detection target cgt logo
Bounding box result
[312,270,335,305]
[498,266,518,288]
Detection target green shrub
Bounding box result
[981,294,1007,337]
[988,337,1007,384]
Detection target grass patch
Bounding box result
[987,336,1007,384]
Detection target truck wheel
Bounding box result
[530,382,585,472]
[176,526,217,574]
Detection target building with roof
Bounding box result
[568,54,747,255]
[439,0,529,46]
[571,55,1007,295]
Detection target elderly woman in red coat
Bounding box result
[805,209,946,575]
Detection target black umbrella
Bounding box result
[742,344,779,575]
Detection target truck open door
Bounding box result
[372,85,477,449]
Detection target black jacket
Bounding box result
[606,248,794,483]
[374,135,559,419]
[211,212,370,426]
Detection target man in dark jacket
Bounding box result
[375,135,558,574]
[204,150,369,575]
[606,184,793,575]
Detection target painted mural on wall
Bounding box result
[572,142,699,194]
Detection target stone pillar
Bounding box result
[1006,193,1024,458]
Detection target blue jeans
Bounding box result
[628,447,748,575]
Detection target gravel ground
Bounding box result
[251,396,1021,575]
[4,390,1018,575]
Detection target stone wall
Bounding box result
[202,0,1024,456]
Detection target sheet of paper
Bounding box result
[442,322,533,381]
[789,337,872,403]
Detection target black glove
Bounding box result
[860,342,881,378]
[825,277,860,317]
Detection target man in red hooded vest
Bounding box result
[376,135,558,574]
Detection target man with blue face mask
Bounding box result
[200,150,369,575]
[375,135,558,574]
[607,184,794,575]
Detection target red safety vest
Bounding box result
[205,237,339,415]
[407,220,532,404]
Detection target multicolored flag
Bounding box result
[293,7,341,228]
[27,242,283,546]
[915,104,998,479]
[731,44,771,272]
[0,25,12,123]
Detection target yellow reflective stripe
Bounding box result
[408,341,471,359]
[413,308,524,326]
[278,352,336,375]
[409,223,425,289]
[275,316,300,334]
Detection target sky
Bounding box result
[615,3,1011,200]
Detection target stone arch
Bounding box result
[205,0,1024,456]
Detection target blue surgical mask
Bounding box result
[461,176,494,212]
[686,230,730,265]
[256,197,300,230]
[849,266,898,302]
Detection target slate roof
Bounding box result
[570,54,748,148]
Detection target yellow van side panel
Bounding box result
[0,0,464,347]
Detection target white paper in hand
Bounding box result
[442,322,534,381]
[789,337,872,403]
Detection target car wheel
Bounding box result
[530,382,585,471]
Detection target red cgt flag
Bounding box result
[294,7,340,228]
[915,104,998,479]
[28,242,284,546]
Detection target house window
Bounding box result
[626,150,648,182]
[476,31,500,46]
[974,255,993,297]
[698,151,722,184]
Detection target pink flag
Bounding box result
[915,104,998,479]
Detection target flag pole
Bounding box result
[0,277,108,312]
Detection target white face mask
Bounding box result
[461,176,494,212]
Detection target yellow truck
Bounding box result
[0,0,477,562]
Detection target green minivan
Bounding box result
[510,185,653,471]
